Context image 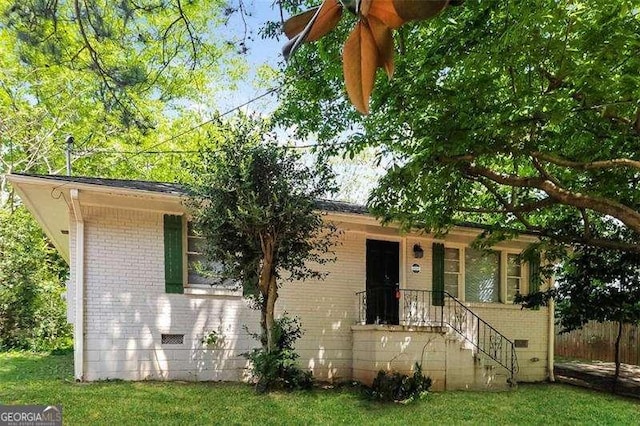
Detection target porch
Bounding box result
[351,288,518,391]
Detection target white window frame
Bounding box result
[443,243,465,299]
[182,218,241,296]
[503,251,525,303]
[448,246,526,304]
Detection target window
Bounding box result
[163,214,238,295]
[444,248,461,297]
[186,222,218,286]
[465,248,500,303]
[506,254,522,302]
[186,222,236,289]
[434,245,526,304]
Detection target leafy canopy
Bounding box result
[274,0,640,252]
[1,0,246,184]
[554,247,640,332]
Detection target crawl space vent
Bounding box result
[161,334,184,345]
[514,339,529,348]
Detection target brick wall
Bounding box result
[277,229,364,381]
[352,325,513,391]
[69,206,550,384]
[71,206,260,381]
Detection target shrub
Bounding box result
[0,208,71,351]
[243,315,313,393]
[366,363,432,402]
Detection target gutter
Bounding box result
[548,298,555,382]
[70,189,85,381]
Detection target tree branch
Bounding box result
[453,160,640,235]
[531,155,563,187]
[457,197,555,214]
[75,1,133,117]
[175,0,198,69]
[480,223,640,254]
[533,151,640,172]
[541,232,640,254]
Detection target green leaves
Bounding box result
[186,116,339,290]
[555,245,640,333]
[0,0,246,184]
[276,0,640,252]
[0,207,70,350]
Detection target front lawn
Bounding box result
[0,352,638,425]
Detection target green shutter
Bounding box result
[164,214,184,294]
[528,254,541,295]
[432,242,445,306]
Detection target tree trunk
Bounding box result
[258,264,271,350]
[613,319,623,393]
[265,274,278,353]
[258,236,278,352]
[260,296,268,349]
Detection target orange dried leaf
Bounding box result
[367,15,395,79]
[343,21,379,114]
[306,0,343,42]
[366,0,404,29]
[359,0,373,16]
[283,7,319,39]
[392,0,450,21]
[283,0,343,42]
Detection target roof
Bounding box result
[11,173,370,215]
[13,173,188,197]
[7,173,540,265]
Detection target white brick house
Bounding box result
[8,173,555,390]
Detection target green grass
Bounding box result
[1,352,638,425]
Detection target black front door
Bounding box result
[366,239,400,324]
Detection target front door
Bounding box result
[366,239,400,324]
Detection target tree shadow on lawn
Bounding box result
[0,350,73,382]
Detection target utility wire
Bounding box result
[75,140,353,157]
[77,65,337,163]
[122,84,281,162]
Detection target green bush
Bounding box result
[243,315,313,393]
[0,207,71,351]
[366,363,432,402]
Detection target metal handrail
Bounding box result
[355,287,518,383]
[441,291,519,383]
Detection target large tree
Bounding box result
[186,118,338,353]
[274,0,640,252]
[0,0,246,187]
[0,0,251,350]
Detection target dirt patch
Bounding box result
[554,361,640,399]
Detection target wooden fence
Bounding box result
[555,321,640,366]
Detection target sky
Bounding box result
[219,1,385,205]
[216,1,287,114]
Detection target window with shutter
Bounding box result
[186,222,234,288]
